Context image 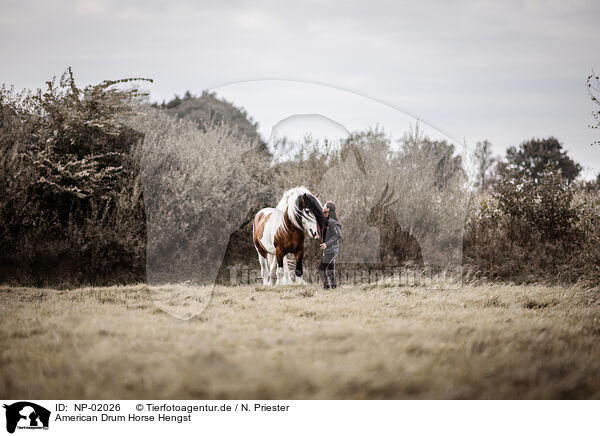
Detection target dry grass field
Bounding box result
[1,282,599,399]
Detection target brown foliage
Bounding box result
[464,167,600,284]
[0,69,149,286]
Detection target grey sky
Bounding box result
[2,0,599,177]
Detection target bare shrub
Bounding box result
[125,108,270,284]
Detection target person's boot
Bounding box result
[327,268,337,289]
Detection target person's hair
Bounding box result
[325,201,340,226]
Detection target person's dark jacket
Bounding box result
[322,217,342,255]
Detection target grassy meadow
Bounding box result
[1,282,599,399]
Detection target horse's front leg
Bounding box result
[275,250,286,285]
[282,254,292,284]
[294,248,306,285]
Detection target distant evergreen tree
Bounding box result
[158,91,266,150]
[504,137,581,184]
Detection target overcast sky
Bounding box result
[2,0,599,177]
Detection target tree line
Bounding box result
[1,69,599,286]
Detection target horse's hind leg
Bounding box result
[258,254,269,285]
[267,253,277,285]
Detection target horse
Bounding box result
[253,187,326,285]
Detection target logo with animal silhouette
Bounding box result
[3,402,50,434]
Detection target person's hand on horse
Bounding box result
[320,243,327,250]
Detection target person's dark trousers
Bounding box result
[318,252,337,288]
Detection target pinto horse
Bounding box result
[253,187,325,285]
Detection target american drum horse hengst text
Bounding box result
[253,187,325,285]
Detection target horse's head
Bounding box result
[279,187,326,238]
[297,192,326,239]
[301,208,321,239]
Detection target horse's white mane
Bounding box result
[276,186,313,230]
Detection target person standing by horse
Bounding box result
[319,201,342,289]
